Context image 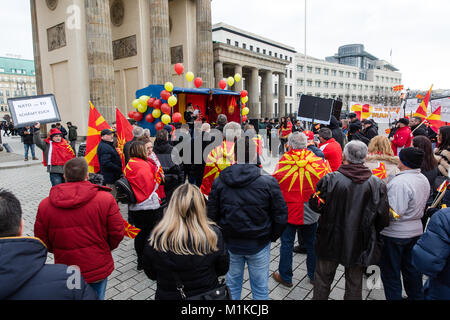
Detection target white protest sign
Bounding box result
[431,97,450,122]
[7,94,61,128]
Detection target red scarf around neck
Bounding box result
[43,137,75,167]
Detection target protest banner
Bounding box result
[7,94,61,128]
[350,102,401,123]
[431,97,450,123]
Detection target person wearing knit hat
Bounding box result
[390,118,413,156]
[379,146,430,300]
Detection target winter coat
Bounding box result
[319,138,342,172]
[97,139,123,184]
[143,225,229,300]
[19,127,34,145]
[361,125,378,142]
[0,237,97,300]
[309,164,391,267]
[34,181,125,283]
[391,126,412,156]
[33,129,70,174]
[364,153,400,183]
[412,208,450,300]
[434,148,450,177]
[411,124,428,138]
[307,144,325,160]
[328,116,344,148]
[207,164,288,255]
[348,119,362,141]
[68,125,78,141]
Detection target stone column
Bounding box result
[249,68,259,119]
[30,0,43,96]
[264,71,274,118]
[214,61,223,88]
[85,0,116,123]
[196,0,214,88]
[149,0,171,84]
[260,72,267,119]
[234,65,243,93]
[278,72,286,117]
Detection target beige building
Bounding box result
[0,56,37,119]
[31,0,214,137]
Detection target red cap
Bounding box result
[49,128,63,137]
[303,130,314,141]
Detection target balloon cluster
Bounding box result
[218,73,242,90]
[240,90,249,121]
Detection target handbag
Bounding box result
[172,271,231,300]
[114,177,137,204]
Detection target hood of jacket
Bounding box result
[219,164,261,188]
[366,153,399,165]
[329,116,340,130]
[338,163,373,184]
[0,237,47,300]
[48,181,111,209]
[154,140,173,155]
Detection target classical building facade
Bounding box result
[212,23,296,119]
[31,0,214,137]
[0,56,37,118]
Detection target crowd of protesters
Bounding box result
[0,111,449,301]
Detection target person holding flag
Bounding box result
[364,136,400,184]
[390,118,412,156]
[33,122,75,186]
[97,129,122,194]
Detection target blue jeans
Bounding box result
[89,278,108,300]
[279,223,317,283]
[379,235,424,300]
[226,243,271,300]
[24,143,35,159]
[49,173,64,186]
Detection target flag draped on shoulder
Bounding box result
[200,141,236,196]
[372,162,387,180]
[413,85,433,119]
[85,102,111,173]
[272,149,331,225]
[116,108,134,170]
[124,157,157,203]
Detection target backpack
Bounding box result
[114,177,137,204]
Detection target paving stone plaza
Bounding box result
[0,135,406,301]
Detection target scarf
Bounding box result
[43,138,75,167]
[338,163,372,184]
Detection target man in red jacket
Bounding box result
[318,128,343,172]
[34,157,125,300]
[390,118,412,156]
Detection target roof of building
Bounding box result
[0,57,35,76]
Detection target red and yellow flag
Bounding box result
[200,141,236,196]
[372,162,387,180]
[116,108,134,170]
[123,218,141,239]
[351,104,372,120]
[427,106,445,133]
[413,85,433,119]
[85,102,111,173]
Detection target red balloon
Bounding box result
[219,80,227,90]
[133,112,144,122]
[128,111,135,118]
[153,99,162,109]
[172,112,182,123]
[155,121,164,131]
[161,103,171,115]
[240,90,248,98]
[194,77,203,88]
[147,97,155,107]
[242,115,248,122]
[174,63,184,75]
[145,114,154,123]
[161,90,171,101]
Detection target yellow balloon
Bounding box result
[161,114,171,125]
[139,95,149,105]
[241,96,248,104]
[168,95,178,107]
[165,82,174,92]
[242,107,249,116]
[186,72,194,82]
[227,77,235,87]
[234,73,242,83]
[152,108,161,118]
[132,99,140,109]
[137,103,148,113]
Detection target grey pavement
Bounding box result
[0,132,409,301]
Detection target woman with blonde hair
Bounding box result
[143,183,229,300]
[364,135,399,183]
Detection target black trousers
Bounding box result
[312,259,364,300]
[128,208,163,267]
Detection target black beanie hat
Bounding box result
[398,118,409,126]
[399,147,425,169]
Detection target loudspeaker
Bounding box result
[297,95,334,125]
[332,100,343,121]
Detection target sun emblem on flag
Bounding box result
[203,142,235,180]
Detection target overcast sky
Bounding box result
[1,0,449,90]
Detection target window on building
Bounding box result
[257,48,260,53]
[0,98,3,104]
[297,79,303,86]
[365,85,369,90]
[324,81,329,88]
[339,71,344,77]
[376,76,380,81]
[235,41,239,47]
[324,69,329,75]
[6,90,9,97]
[280,54,283,59]
[275,52,277,57]
[307,80,313,87]
[263,49,266,54]
[290,57,293,62]
[339,83,344,89]
[285,69,288,77]
[290,103,292,114]
[0,90,2,96]
[352,95,357,101]
[324,94,329,98]
[269,51,272,56]
[331,94,336,99]
[353,73,357,79]
[352,84,357,89]
[0,68,4,73]
[346,72,350,78]
[274,103,278,117]
[307,66,312,73]
[297,65,303,72]
[315,81,321,88]
[226,39,231,45]
[11,69,15,73]
[274,83,278,95]
[345,83,350,89]
[250,45,253,51]
[242,43,246,49]
[331,70,337,76]
[289,70,292,79]
[358,84,363,90]
[315,67,321,74]
[289,85,292,97]
[315,93,321,97]
[332,82,337,88]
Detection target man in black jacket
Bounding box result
[360,119,378,142]
[67,122,78,154]
[97,129,122,195]
[309,140,390,300]
[207,137,288,300]
[19,126,38,161]
[347,113,362,142]
[409,116,428,138]
[0,189,97,300]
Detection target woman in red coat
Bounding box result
[390,118,413,156]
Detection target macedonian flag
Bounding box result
[413,85,433,119]
[372,162,387,180]
[200,141,236,196]
[427,106,445,133]
[116,108,134,170]
[273,149,331,225]
[85,102,111,173]
[123,218,141,239]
